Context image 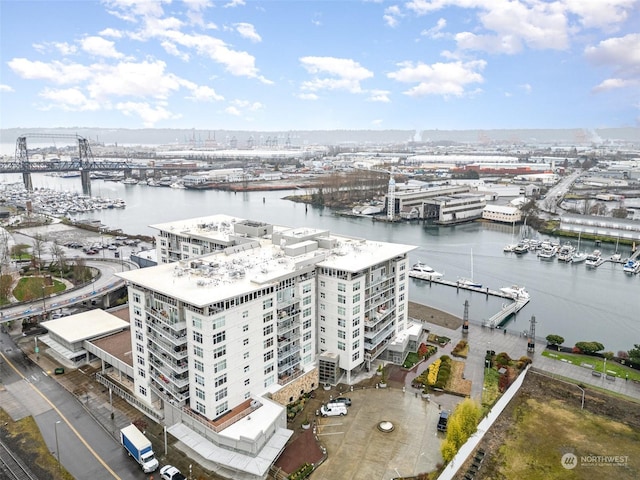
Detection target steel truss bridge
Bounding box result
[0,133,132,194]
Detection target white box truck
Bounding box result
[120,424,159,473]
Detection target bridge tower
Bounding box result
[16,136,33,191]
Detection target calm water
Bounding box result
[4,173,639,353]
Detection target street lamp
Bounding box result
[41,284,47,319]
[54,421,61,473]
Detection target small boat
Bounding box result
[622,259,640,274]
[458,249,482,288]
[585,250,602,268]
[503,243,517,253]
[556,242,575,262]
[537,245,557,260]
[571,251,588,263]
[122,178,138,185]
[411,262,443,279]
[513,243,529,255]
[499,285,530,299]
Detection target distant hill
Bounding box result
[1,127,639,147]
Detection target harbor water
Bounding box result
[2,173,639,353]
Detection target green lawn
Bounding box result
[542,350,640,381]
[403,351,420,368]
[13,277,67,302]
[481,368,500,411]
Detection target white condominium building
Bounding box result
[118,215,415,479]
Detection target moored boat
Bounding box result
[499,285,530,299]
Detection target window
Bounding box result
[214,374,227,387]
[338,306,346,315]
[320,315,326,322]
[195,388,205,400]
[215,402,228,417]
[264,376,274,388]
[244,392,251,400]
[243,324,249,332]
[338,341,345,351]
[243,351,250,360]
[244,365,250,373]
[243,338,249,346]
[263,298,273,309]
[134,318,142,329]
[195,374,205,386]
[352,351,360,361]
[193,332,203,344]
[135,331,143,342]
[137,355,145,366]
[303,318,311,329]
[213,331,226,345]
[136,343,144,353]
[194,360,204,372]
[320,280,325,287]
[338,330,346,339]
[303,307,311,318]
[133,293,141,303]
[338,318,346,327]
[263,324,273,336]
[353,293,360,303]
[303,331,311,341]
[353,282,361,291]
[353,340,360,349]
[196,402,206,414]
[134,307,141,316]
[320,292,325,299]
[212,317,226,330]
[338,294,346,304]
[194,345,203,357]
[214,359,226,373]
[353,328,360,338]
[242,310,249,318]
[320,303,326,311]
[353,317,360,327]
[264,337,274,348]
[137,368,146,378]
[338,283,346,292]
[303,296,312,305]
[320,337,325,344]
[303,283,311,293]
[192,317,202,329]
[263,313,273,323]
[320,326,325,333]
[264,350,274,362]
[264,363,274,374]
[192,247,198,254]
[139,385,147,396]
[215,388,228,401]
[213,345,225,358]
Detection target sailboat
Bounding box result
[572,232,587,263]
[503,221,518,252]
[458,248,482,288]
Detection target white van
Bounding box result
[320,404,347,417]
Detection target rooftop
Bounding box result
[41,309,129,344]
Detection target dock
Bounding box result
[484,296,530,329]
[408,272,514,299]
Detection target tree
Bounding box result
[32,233,46,273]
[574,341,605,355]
[628,344,640,363]
[611,207,628,219]
[49,239,66,274]
[440,398,481,463]
[546,334,565,349]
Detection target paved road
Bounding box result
[0,329,144,480]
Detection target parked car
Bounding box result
[160,465,186,480]
[320,404,347,417]
[437,411,450,432]
[332,396,352,406]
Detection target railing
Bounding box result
[96,372,163,421]
[181,401,261,434]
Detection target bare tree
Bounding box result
[49,239,66,275]
[32,233,46,274]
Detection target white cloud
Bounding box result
[387,59,486,97]
[421,18,447,39]
[384,5,403,28]
[225,106,241,116]
[235,23,261,43]
[103,0,168,21]
[87,60,182,101]
[160,41,190,61]
[297,93,319,100]
[564,0,636,31]
[32,42,78,56]
[39,87,101,111]
[300,57,374,94]
[372,119,384,126]
[99,28,123,38]
[116,101,179,127]
[519,83,532,94]
[0,84,14,92]
[368,90,391,102]
[8,59,93,84]
[224,0,245,8]
[184,84,224,102]
[585,33,640,91]
[80,36,124,58]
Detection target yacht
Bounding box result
[585,250,602,268]
[571,251,588,263]
[537,245,557,260]
[499,285,530,299]
[410,262,443,279]
[458,278,483,288]
[556,243,575,262]
[513,243,529,255]
[622,259,640,274]
[122,178,139,185]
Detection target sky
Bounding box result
[1,0,639,132]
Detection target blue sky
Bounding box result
[1,0,639,131]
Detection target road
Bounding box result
[0,328,144,480]
[0,258,135,325]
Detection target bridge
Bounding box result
[484,296,530,328]
[0,133,132,194]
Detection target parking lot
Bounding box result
[311,387,445,480]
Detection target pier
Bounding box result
[409,272,531,329]
[484,296,530,329]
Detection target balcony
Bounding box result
[149,346,189,375]
[147,333,188,360]
[278,367,304,386]
[278,344,301,361]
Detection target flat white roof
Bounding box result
[149,214,244,240]
[41,310,129,344]
[484,205,520,213]
[119,223,415,306]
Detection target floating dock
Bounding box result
[484,296,530,328]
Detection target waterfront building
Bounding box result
[385,184,471,219]
[482,205,522,224]
[423,194,487,225]
[559,214,640,242]
[117,215,415,479]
